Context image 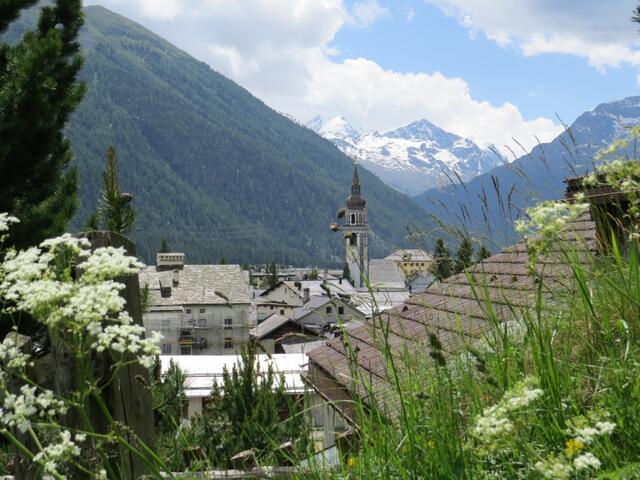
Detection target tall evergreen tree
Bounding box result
[182,345,306,468]
[0,0,85,248]
[97,146,136,235]
[267,261,278,288]
[476,245,492,263]
[431,238,452,281]
[455,237,474,274]
[158,237,170,253]
[342,262,352,284]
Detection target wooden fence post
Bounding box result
[47,231,157,478]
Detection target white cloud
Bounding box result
[350,1,389,28]
[86,0,562,154]
[426,0,640,70]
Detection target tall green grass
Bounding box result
[327,235,640,479]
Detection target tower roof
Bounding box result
[346,164,365,208]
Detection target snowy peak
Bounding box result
[308,116,361,142]
[386,119,445,141]
[311,115,503,196]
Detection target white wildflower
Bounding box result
[92,319,161,368]
[79,246,143,282]
[595,421,616,435]
[0,337,33,370]
[534,458,573,479]
[515,201,589,238]
[40,233,91,256]
[0,385,67,433]
[568,414,616,445]
[473,405,513,442]
[573,452,601,471]
[0,213,19,233]
[33,430,81,475]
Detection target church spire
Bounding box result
[347,164,365,207]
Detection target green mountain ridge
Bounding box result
[8,4,432,265]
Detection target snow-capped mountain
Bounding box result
[308,116,503,196]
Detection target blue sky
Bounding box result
[88,0,640,153]
[334,1,639,124]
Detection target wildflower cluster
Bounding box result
[1,385,68,433]
[0,230,159,367]
[585,153,640,239]
[0,217,162,477]
[0,213,19,238]
[515,199,589,269]
[472,377,543,452]
[534,412,615,479]
[32,430,82,476]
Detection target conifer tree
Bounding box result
[0,0,85,248]
[431,238,452,281]
[342,263,352,284]
[187,345,306,467]
[97,146,135,235]
[476,245,492,263]
[455,237,474,274]
[159,237,170,253]
[267,261,278,288]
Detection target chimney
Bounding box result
[157,252,185,270]
[303,288,310,304]
[172,269,180,287]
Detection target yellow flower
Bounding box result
[426,439,436,449]
[565,438,584,456]
[347,457,357,467]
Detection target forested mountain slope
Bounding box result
[414,97,640,248]
[7,5,431,264]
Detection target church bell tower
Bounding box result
[343,164,369,289]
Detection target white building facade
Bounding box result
[140,254,252,355]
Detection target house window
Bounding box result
[161,343,172,354]
[224,338,233,349]
[188,318,196,326]
[161,287,171,298]
[161,319,170,328]
[199,308,205,313]
[326,306,332,314]
[197,319,207,328]
[180,346,192,355]
[186,309,191,314]
[350,213,356,224]
[280,310,285,315]
[224,318,233,329]
[338,306,344,315]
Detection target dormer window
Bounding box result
[160,287,171,298]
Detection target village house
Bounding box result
[249,313,322,354]
[252,295,365,354]
[256,278,356,321]
[303,175,609,450]
[139,253,252,355]
[384,249,434,277]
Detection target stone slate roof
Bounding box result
[293,296,333,321]
[139,264,250,307]
[250,314,292,340]
[384,249,433,263]
[367,259,406,290]
[306,208,598,422]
